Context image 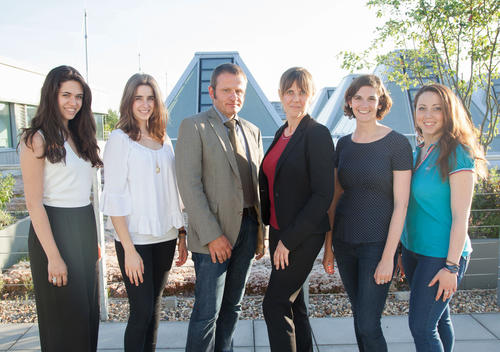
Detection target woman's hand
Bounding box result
[429,268,457,302]
[322,248,335,274]
[124,248,144,286]
[47,255,68,287]
[273,240,290,270]
[176,237,188,266]
[374,257,394,285]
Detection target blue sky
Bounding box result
[2,0,389,109]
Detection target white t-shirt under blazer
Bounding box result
[100,129,184,245]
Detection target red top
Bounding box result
[262,132,291,229]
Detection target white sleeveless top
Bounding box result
[39,131,93,207]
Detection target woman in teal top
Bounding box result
[401,83,487,352]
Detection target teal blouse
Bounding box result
[401,143,474,258]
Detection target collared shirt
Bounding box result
[401,143,474,258]
[213,106,251,162]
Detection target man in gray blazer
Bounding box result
[175,63,264,352]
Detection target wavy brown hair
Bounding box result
[21,65,102,167]
[344,75,392,120]
[116,73,166,142]
[413,84,487,180]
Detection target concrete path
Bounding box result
[1,313,499,351]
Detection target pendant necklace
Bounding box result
[155,153,160,174]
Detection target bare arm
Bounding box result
[428,171,474,301]
[323,168,344,274]
[20,133,67,287]
[374,169,411,284]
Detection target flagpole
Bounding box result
[84,9,89,82]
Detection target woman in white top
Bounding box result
[101,73,187,351]
[20,65,103,352]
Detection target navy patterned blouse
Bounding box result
[333,130,412,244]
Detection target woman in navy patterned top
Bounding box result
[322,75,412,351]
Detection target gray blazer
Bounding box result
[175,107,265,255]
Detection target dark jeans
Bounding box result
[115,239,176,352]
[333,239,395,352]
[402,247,469,352]
[186,214,257,352]
[263,228,325,352]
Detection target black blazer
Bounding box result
[259,115,335,251]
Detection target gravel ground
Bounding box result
[1,289,499,323]
[2,233,499,323]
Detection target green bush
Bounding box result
[0,173,16,230]
[0,173,14,208]
[470,168,500,239]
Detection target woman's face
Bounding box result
[132,84,155,123]
[280,81,312,120]
[415,91,444,141]
[349,85,380,122]
[58,80,83,123]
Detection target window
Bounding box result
[198,58,234,112]
[94,113,104,140]
[0,102,12,148]
[26,105,37,124]
[93,113,104,140]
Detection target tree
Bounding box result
[104,109,119,137]
[341,0,500,149]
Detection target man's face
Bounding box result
[208,72,247,118]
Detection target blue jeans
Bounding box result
[402,247,469,352]
[333,239,395,352]
[186,214,257,352]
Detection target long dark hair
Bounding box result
[413,84,487,180]
[21,65,103,167]
[116,73,166,142]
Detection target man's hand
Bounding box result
[208,235,233,263]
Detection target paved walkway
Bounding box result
[1,313,499,351]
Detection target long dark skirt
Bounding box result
[28,204,100,352]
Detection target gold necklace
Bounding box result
[155,154,160,174]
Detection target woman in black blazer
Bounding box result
[259,67,335,352]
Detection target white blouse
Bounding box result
[40,131,93,208]
[100,129,184,244]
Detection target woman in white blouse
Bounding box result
[101,73,187,351]
[20,65,102,351]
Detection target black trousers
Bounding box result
[263,228,325,352]
[29,204,99,352]
[115,239,176,352]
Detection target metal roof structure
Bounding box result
[315,75,360,137]
[315,67,499,164]
[310,87,336,119]
[165,52,282,150]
